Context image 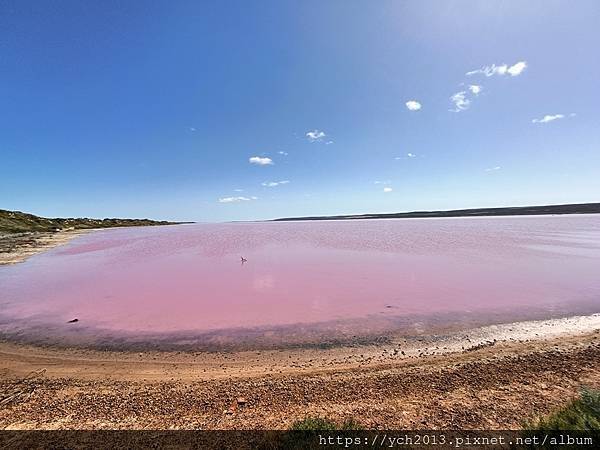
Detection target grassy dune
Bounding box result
[0,209,185,234]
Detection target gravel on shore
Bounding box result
[1,330,598,430]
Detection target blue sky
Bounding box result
[1,0,599,222]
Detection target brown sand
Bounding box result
[1,318,598,430]
[0,230,88,265]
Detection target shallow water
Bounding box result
[1,215,599,349]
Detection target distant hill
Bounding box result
[273,202,600,222]
[0,209,186,234]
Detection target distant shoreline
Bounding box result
[272,202,600,222]
[0,208,190,234]
[0,208,191,265]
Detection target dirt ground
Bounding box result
[1,329,598,430]
[0,230,87,265]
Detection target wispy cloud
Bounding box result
[383,187,393,193]
[325,140,334,145]
[189,127,197,132]
[249,156,274,165]
[532,114,565,124]
[395,153,417,160]
[306,130,326,142]
[485,166,502,172]
[450,91,470,112]
[449,84,483,112]
[278,151,289,156]
[233,188,244,192]
[218,196,258,203]
[405,100,422,111]
[374,180,391,185]
[262,180,290,187]
[466,61,527,77]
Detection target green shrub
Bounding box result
[525,387,600,431]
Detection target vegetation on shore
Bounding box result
[525,387,600,431]
[289,388,600,432]
[0,208,186,234]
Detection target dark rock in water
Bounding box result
[67,318,79,323]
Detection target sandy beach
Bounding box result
[0,230,89,266]
[1,316,599,429]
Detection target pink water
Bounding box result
[1,215,600,349]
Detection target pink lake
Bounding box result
[1,215,600,350]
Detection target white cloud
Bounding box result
[507,61,527,76]
[249,156,274,165]
[532,114,565,124]
[395,153,417,160]
[466,61,527,77]
[450,82,488,111]
[405,100,422,111]
[262,180,290,187]
[233,189,244,192]
[278,151,289,156]
[218,196,258,203]
[306,130,326,142]
[325,140,334,145]
[466,64,506,77]
[450,91,470,112]
[374,180,391,185]
[485,166,502,172]
[383,187,393,193]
